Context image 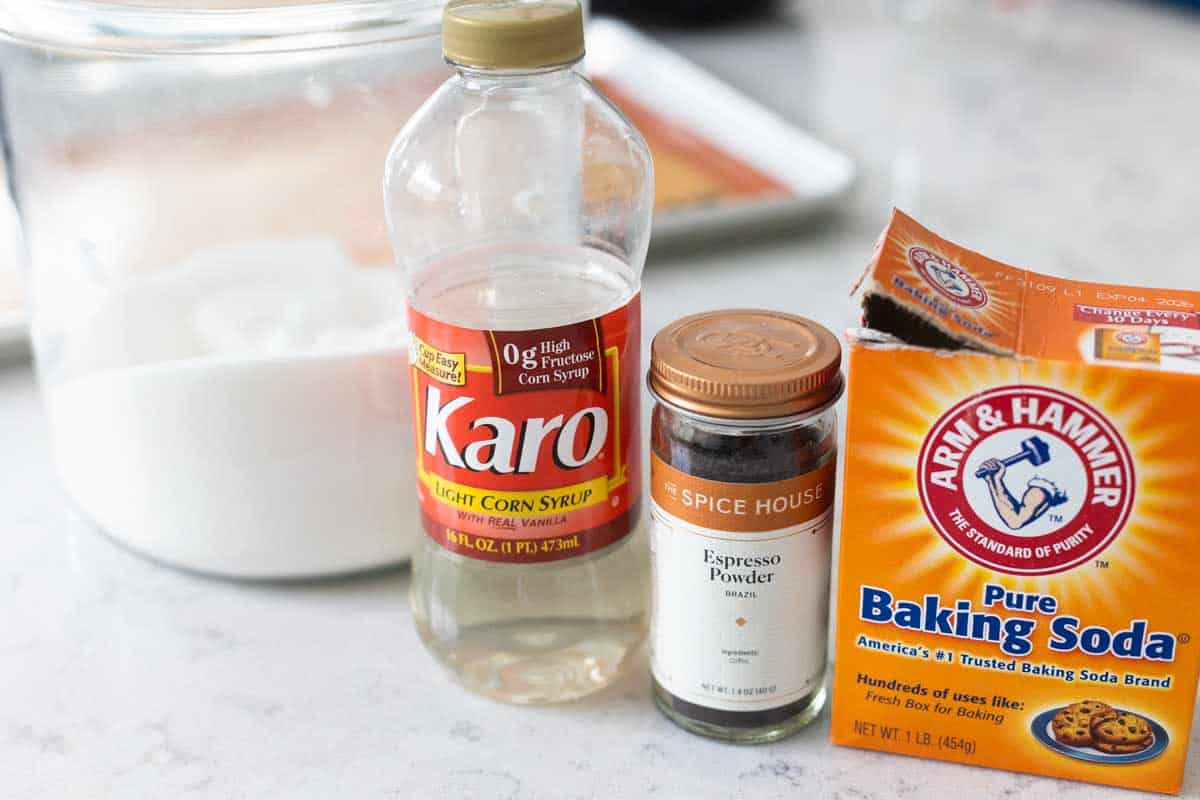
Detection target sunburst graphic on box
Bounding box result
[852,354,1193,615]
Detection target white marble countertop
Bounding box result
[5,1,1200,797]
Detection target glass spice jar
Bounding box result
[648,309,844,743]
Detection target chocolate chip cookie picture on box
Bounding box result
[1031,701,1169,765]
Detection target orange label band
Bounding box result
[650,453,835,533]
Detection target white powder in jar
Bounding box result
[43,238,416,577]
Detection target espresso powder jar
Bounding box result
[648,309,843,743]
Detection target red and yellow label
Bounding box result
[407,298,640,563]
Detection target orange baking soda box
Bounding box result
[830,209,1200,794]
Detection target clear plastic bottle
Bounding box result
[384,0,653,703]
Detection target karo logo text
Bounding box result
[423,385,608,474]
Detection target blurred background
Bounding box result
[1,0,1198,581]
[3,2,1200,796]
[4,0,1200,363]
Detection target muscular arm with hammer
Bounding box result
[974,436,1066,532]
[976,460,1053,530]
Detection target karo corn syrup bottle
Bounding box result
[384,0,653,703]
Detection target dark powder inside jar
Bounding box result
[651,403,833,729]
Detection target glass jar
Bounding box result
[648,309,843,742]
[385,0,653,703]
[0,1,450,577]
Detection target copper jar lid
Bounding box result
[649,309,843,420]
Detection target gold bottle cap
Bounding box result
[649,309,844,420]
[442,0,584,70]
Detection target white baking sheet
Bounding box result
[584,18,856,244]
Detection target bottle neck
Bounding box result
[453,60,579,91]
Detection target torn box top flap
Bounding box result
[856,209,1200,374]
